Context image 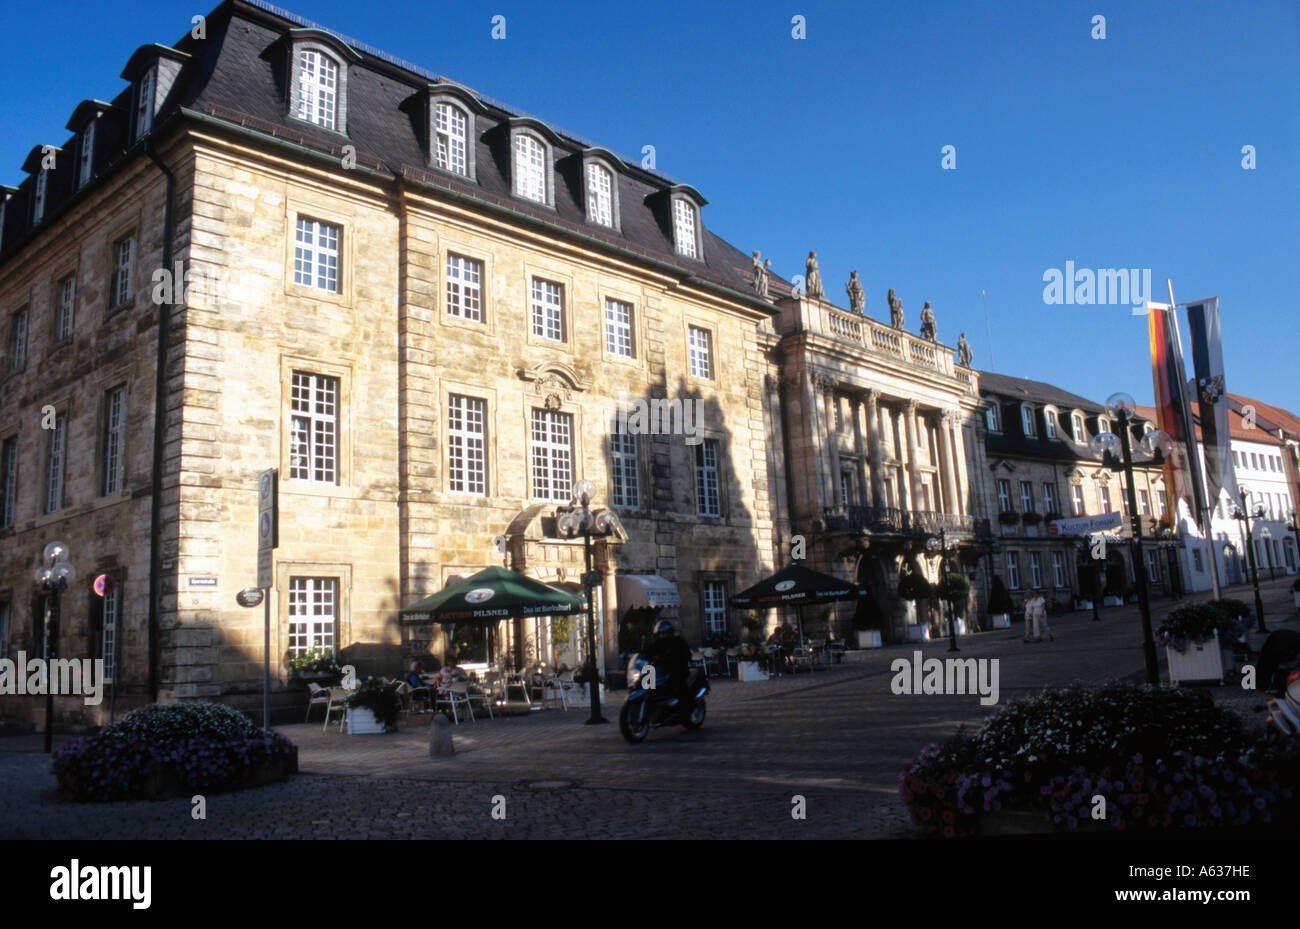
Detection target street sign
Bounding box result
[257,468,278,588]
[188,577,218,587]
[236,588,264,608]
[1048,512,1123,537]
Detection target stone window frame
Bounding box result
[607,429,642,513]
[1019,480,1034,514]
[86,569,123,683]
[284,32,359,136]
[276,561,352,671]
[278,355,353,500]
[1042,481,1058,515]
[581,150,622,232]
[0,430,18,531]
[684,318,716,383]
[996,478,1012,513]
[523,259,575,351]
[599,282,645,370]
[284,198,355,309]
[1051,550,1067,588]
[439,241,494,335]
[507,119,561,209]
[697,572,733,639]
[437,377,499,504]
[292,215,343,294]
[53,267,78,344]
[42,405,69,516]
[9,305,29,374]
[693,434,727,520]
[107,225,138,316]
[1005,551,1022,590]
[98,382,128,498]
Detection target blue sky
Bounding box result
[3,0,1297,410]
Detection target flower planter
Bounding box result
[1074,600,1093,612]
[856,629,883,649]
[1166,630,1224,685]
[737,661,769,682]
[990,614,1010,629]
[1103,595,1123,607]
[346,706,388,734]
[905,624,930,642]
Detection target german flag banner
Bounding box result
[1147,303,1195,512]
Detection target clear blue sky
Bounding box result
[4,0,1297,411]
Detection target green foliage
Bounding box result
[987,576,1014,614]
[935,572,971,602]
[551,615,572,650]
[288,647,341,676]
[897,564,933,602]
[345,678,402,729]
[104,702,257,743]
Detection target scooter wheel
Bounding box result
[620,700,650,744]
[682,697,706,729]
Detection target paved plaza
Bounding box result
[2,577,1296,840]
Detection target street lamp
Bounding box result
[1230,486,1268,633]
[557,480,622,725]
[33,540,75,753]
[1088,392,1170,685]
[925,528,960,652]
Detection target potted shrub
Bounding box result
[1021,511,1042,526]
[345,678,401,734]
[997,510,1020,527]
[1156,604,1227,684]
[936,572,971,636]
[288,647,341,683]
[851,595,885,649]
[898,561,933,641]
[987,576,1013,628]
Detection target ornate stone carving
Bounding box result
[805,251,824,299]
[845,270,865,313]
[752,250,770,298]
[957,332,973,367]
[919,301,937,341]
[812,372,835,391]
[888,289,904,329]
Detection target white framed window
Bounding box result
[695,439,721,517]
[0,436,16,529]
[1029,551,1043,588]
[1021,405,1035,437]
[78,121,96,189]
[840,469,853,507]
[447,394,486,496]
[1020,481,1033,513]
[1156,490,1168,516]
[604,298,634,357]
[672,197,698,258]
[985,402,1000,432]
[1006,552,1021,590]
[32,169,48,224]
[134,66,155,140]
[1051,551,1066,587]
[102,386,125,495]
[1071,412,1085,443]
[530,278,564,341]
[702,580,728,635]
[0,600,9,661]
[294,49,339,130]
[1070,484,1085,516]
[9,309,27,371]
[1138,489,1150,516]
[434,102,468,176]
[610,431,639,510]
[294,217,341,293]
[101,580,119,683]
[513,133,546,203]
[1044,409,1058,439]
[290,372,338,484]
[530,409,573,502]
[1145,549,1160,582]
[1043,483,1057,514]
[56,277,75,342]
[288,576,338,655]
[688,325,713,380]
[997,478,1012,512]
[112,237,135,308]
[1122,490,1131,517]
[46,412,66,513]
[586,162,613,227]
[1097,416,1110,435]
[1098,484,1112,513]
[446,254,483,321]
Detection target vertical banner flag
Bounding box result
[1185,298,1238,510]
[1147,302,1194,512]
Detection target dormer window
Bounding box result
[587,163,613,226]
[434,103,468,176]
[1020,404,1035,437]
[984,401,1000,432]
[1044,407,1058,439]
[672,197,698,258]
[1071,412,1085,443]
[134,66,155,140]
[32,169,48,225]
[294,49,339,130]
[1097,416,1110,435]
[77,121,96,189]
[513,132,547,203]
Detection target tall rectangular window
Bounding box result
[289,372,338,484]
[513,133,546,202]
[101,580,119,683]
[294,218,341,293]
[672,199,697,258]
[1098,484,1112,513]
[33,170,48,224]
[295,50,338,130]
[610,432,639,510]
[9,308,26,371]
[102,386,125,495]
[1156,490,1168,517]
[997,479,1012,512]
[1045,410,1058,439]
[288,577,338,655]
[1071,413,1085,443]
[586,163,613,227]
[0,436,16,529]
[1029,552,1043,588]
[1021,405,1035,436]
[702,580,728,635]
[446,254,483,321]
[1051,551,1066,587]
[1020,481,1033,513]
[434,103,467,176]
[112,237,135,307]
[530,279,564,341]
[840,469,854,507]
[56,277,75,342]
[1006,552,1021,590]
[688,325,713,380]
[604,298,633,357]
[1071,484,1085,516]
[985,404,1000,431]
[1146,549,1160,582]
[135,67,155,139]
[78,121,96,189]
[45,413,66,513]
[530,409,573,502]
[695,439,721,517]
[447,394,486,495]
[1042,483,1057,514]
[1138,489,1151,516]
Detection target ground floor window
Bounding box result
[289,577,338,655]
[1145,549,1160,583]
[1006,552,1021,590]
[702,580,728,636]
[1051,551,1066,588]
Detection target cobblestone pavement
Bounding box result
[3,577,1296,839]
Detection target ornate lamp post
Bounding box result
[925,528,960,652]
[1231,486,1267,633]
[557,480,622,725]
[1089,393,1172,686]
[33,540,75,753]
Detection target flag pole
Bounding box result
[1166,280,1222,601]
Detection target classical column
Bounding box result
[938,411,960,516]
[865,389,886,508]
[905,400,924,512]
[889,405,910,510]
[808,372,836,512]
[950,413,970,516]
[824,383,843,507]
[850,394,868,508]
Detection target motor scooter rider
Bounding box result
[643,619,691,713]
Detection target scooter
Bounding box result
[619,654,709,744]
[1258,630,1300,737]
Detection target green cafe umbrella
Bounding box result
[730,563,868,643]
[399,565,586,624]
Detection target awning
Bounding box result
[616,574,680,610]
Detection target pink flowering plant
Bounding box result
[898,682,1298,836]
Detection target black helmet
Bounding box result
[653,619,675,636]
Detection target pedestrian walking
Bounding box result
[1023,590,1054,643]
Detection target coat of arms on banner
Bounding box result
[1198,375,1224,406]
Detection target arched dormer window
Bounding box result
[22,145,57,228]
[671,195,700,259]
[67,100,112,192]
[1020,403,1036,437]
[1070,410,1086,444]
[581,150,622,231]
[416,82,486,180]
[32,166,49,225]
[280,30,359,135]
[1096,415,1110,436]
[1043,405,1059,439]
[434,102,469,175]
[120,44,189,144]
[507,120,561,206]
[984,399,1000,432]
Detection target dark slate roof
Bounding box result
[1,0,788,307]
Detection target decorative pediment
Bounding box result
[1065,467,1085,485]
[519,362,588,409]
[989,458,1016,473]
